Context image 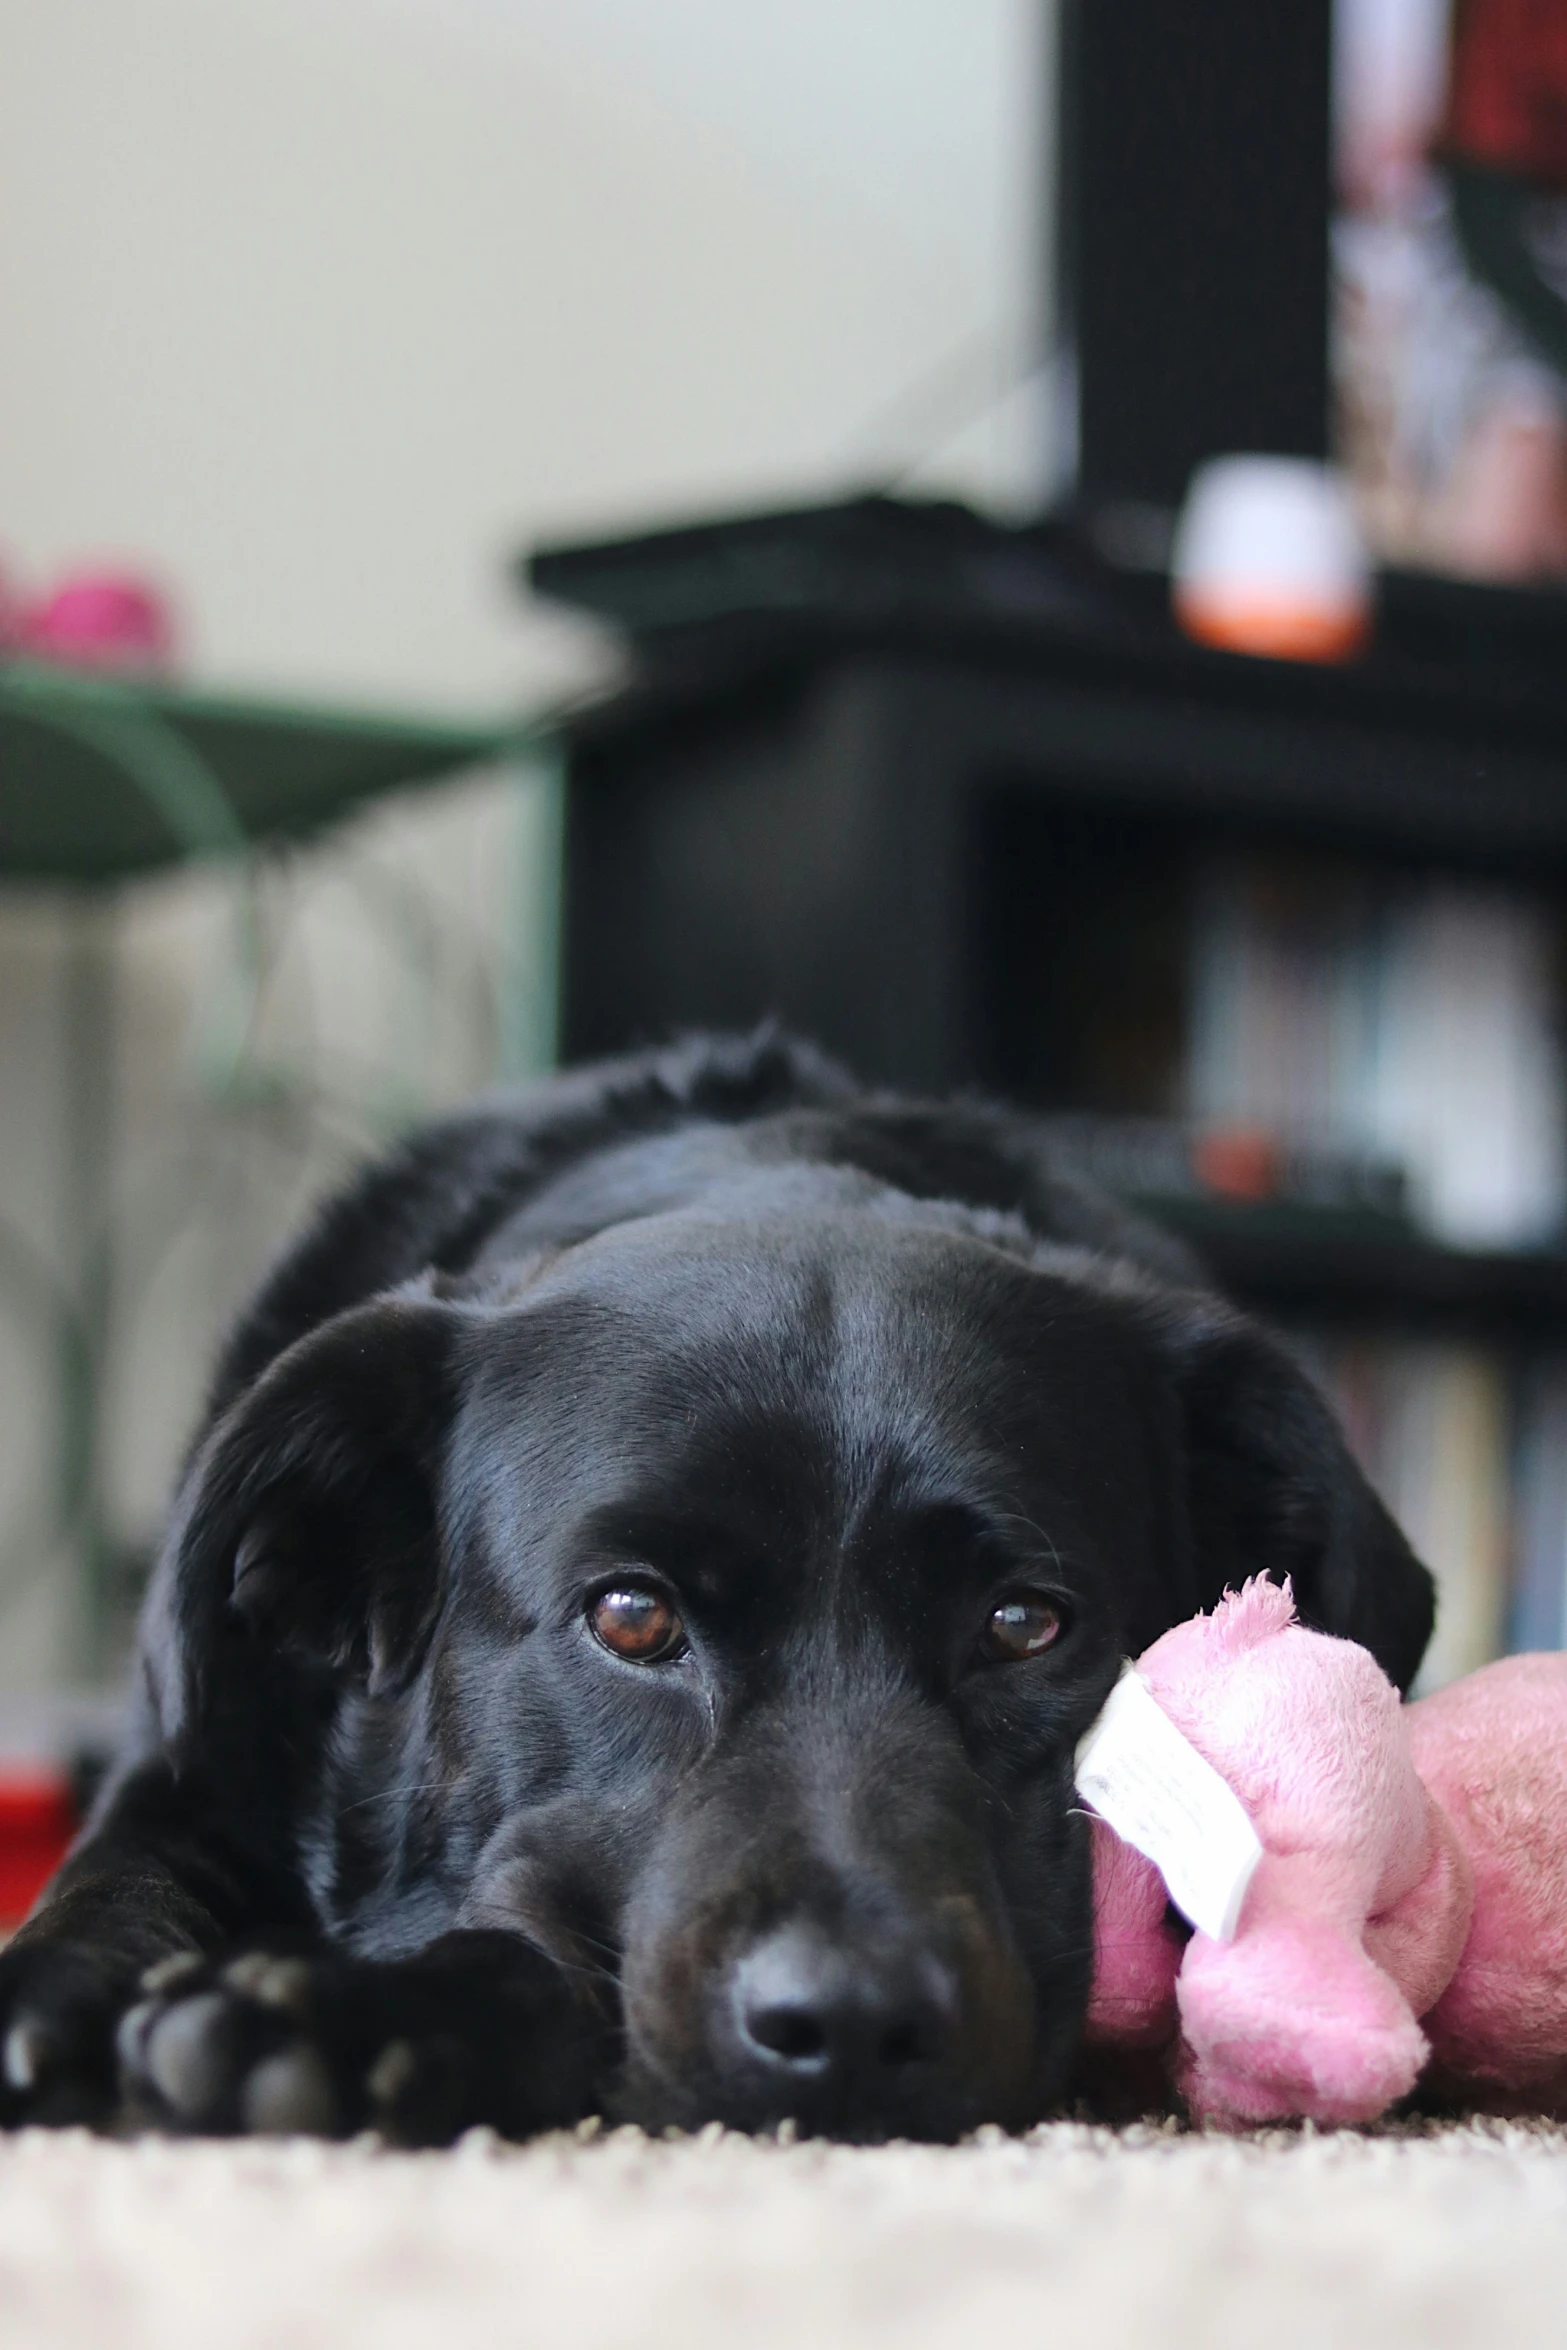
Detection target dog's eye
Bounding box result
[588,1584,689,1664]
[980,1593,1065,1664]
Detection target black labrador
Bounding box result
[0,1031,1433,2143]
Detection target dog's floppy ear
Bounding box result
[174,1288,468,1697]
[1149,1296,1435,1692]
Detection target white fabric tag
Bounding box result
[1074,1665,1263,1943]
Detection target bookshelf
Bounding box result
[538,504,1567,1090]
[531,496,1567,1689]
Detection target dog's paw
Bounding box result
[0,1939,137,2128]
[116,1950,473,2142]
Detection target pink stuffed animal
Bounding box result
[1085,1579,1567,2125]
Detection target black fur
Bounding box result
[0,1031,1433,2142]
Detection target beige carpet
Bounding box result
[3,2118,1566,2350]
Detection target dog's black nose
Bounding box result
[732,1926,957,2092]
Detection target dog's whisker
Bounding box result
[983,1511,1070,1577]
[457,1904,621,1991]
[330,1782,448,1821]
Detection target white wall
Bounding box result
[0,0,1049,707]
[0,0,1051,1687]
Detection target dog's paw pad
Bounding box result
[3,2014,52,2096]
[222,1954,313,2014]
[121,1989,237,2118]
[139,1951,206,1997]
[362,2033,469,2142]
[365,2037,419,2113]
[240,2044,340,2136]
[117,1954,361,2137]
[0,1943,138,2126]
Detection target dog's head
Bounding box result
[162,1203,1432,2139]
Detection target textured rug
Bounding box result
[3,2117,1565,2350]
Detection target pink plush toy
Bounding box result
[1084,1579,1567,2125]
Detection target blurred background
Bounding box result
[0,0,1043,1693]
[6,0,1567,1905]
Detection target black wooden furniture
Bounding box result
[530,496,1567,1333]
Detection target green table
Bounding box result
[1,661,515,877]
[0,660,559,1675]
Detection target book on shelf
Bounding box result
[1185,859,1567,1251]
[1508,1361,1567,1657]
[1181,852,1567,1684]
[1019,834,1567,1682]
[1290,1332,1567,1691]
[1037,1111,1407,1219]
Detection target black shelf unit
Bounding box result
[1150,1202,1567,1338]
[532,497,1567,1333]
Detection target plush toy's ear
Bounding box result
[172,1289,468,1698]
[1150,1298,1435,1693]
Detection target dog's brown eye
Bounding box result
[588,1585,688,1664]
[981,1593,1065,1664]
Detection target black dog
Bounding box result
[0,1031,1433,2143]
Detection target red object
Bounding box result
[0,1773,77,1928]
[1173,588,1372,666]
[21,572,176,676]
[1445,0,1567,190]
[1192,1127,1282,1204]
